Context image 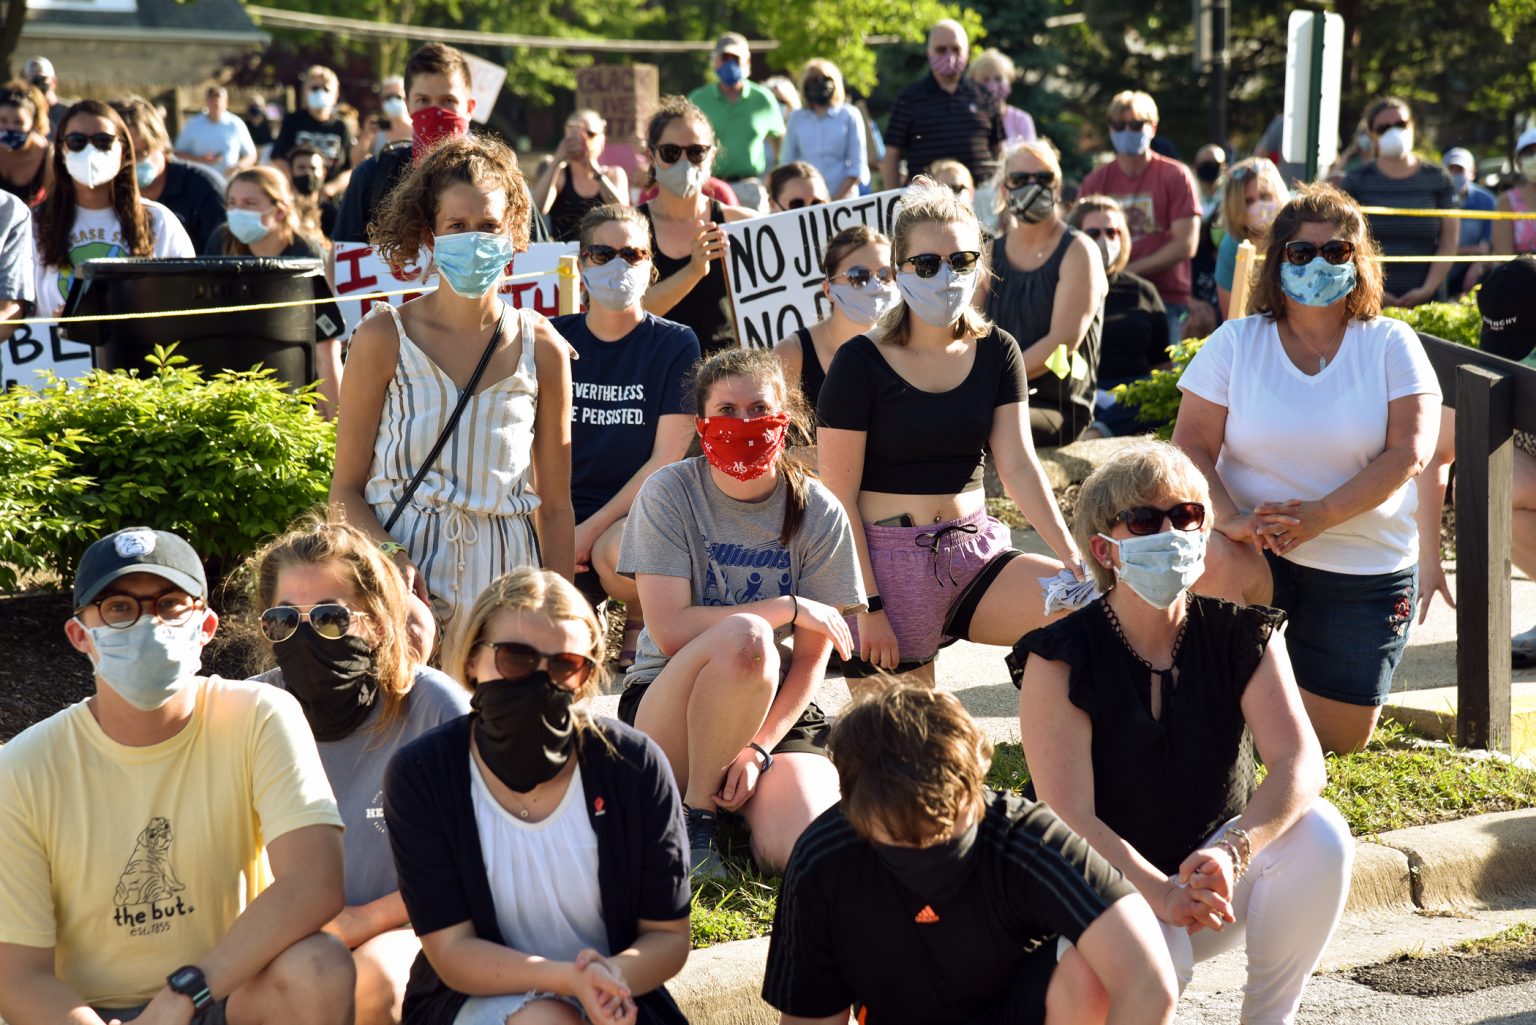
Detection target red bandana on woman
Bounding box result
[696,413,791,482]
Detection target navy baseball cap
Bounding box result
[72,527,208,610]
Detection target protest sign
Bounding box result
[461,51,508,125]
[332,241,578,337]
[1,323,92,390]
[574,64,658,146]
[722,189,904,349]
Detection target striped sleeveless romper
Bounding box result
[363,301,542,625]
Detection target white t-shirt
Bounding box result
[1178,314,1441,574]
[470,755,607,961]
[35,199,195,318]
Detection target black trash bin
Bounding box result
[62,256,344,388]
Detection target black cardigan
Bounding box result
[383,715,692,1025]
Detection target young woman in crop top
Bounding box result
[817,180,1086,685]
[773,224,898,411]
[639,96,756,356]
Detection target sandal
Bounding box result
[618,620,644,670]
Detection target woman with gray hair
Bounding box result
[1012,438,1352,1025]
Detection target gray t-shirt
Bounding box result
[618,456,866,683]
[254,664,469,906]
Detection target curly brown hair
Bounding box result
[367,134,530,274]
[36,99,152,269]
[1247,181,1384,324]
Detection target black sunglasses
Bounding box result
[1373,119,1409,135]
[260,603,368,643]
[655,143,711,166]
[1111,502,1206,536]
[474,641,595,689]
[900,250,981,278]
[1083,226,1121,241]
[1006,170,1055,190]
[63,132,117,153]
[582,244,651,266]
[1108,119,1148,132]
[1283,240,1355,266]
[786,197,826,209]
[832,264,895,289]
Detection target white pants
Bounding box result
[1158,800,1352,1025]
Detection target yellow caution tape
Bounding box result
[1359,205,1536,221]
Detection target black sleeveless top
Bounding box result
[641,199,735,356]
[985,229,1101,445]
[1009,595,1285,875]
[792,326,828,409]
[548,167,605,243]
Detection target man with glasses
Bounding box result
[688,32,784,213]
[1078,90,1201,347]
[881,20,1004,190]
[0,527,353,1025]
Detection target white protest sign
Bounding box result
[722,189,904,349]
[1,324,93,390]
[332,241,578,338]
[462,51,508,125]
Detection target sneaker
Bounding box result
[684,804,728,883]
[1514,625,1536,668]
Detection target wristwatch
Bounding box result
[866,594,885,614]
[166,965,214,1013]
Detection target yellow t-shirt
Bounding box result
[0,677,343,1007]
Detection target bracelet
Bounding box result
[788,596,799,630]
[747,741,774,774]
[379,541,407,558]
[1223,826,1253,874]
[1212,838,1245,882]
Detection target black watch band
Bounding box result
[866,593,884,614]
[166,965,214,1013]
[747,740,774,773]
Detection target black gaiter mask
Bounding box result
[273,623,379,742]
[471,673,576,792]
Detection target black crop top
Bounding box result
[816,328,1030,494]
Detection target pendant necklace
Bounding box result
[1291,319,1348,374]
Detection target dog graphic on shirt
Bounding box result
[113,817,186,907]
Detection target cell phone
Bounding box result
[874,513,915,527]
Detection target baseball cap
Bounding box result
[1443,147,1474,172]
[24,57,55,80]
[1477,255,1536,363]
[73,527,208,610]
[713,33,750,60]
[1518,127,1536,156]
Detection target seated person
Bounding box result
[114,95,227,257]
[927,157,976,210]
[384,567,692,1025]
[763,686,1176,1025]
[552,204,699,665]
[766,161,830,212]
[0,527,352,1024]
[1013,441,1353,1025]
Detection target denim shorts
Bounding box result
[1265,552,1417,707]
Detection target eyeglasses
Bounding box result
[582,244,651,266]
[1282,239,1355,266]
[473,641,595,689]
[831,264,895,289]
[1005,170,1055,190]
[62,132,117,153]
[85,590,203,630]
[1108,119,1148,132]
[1110,502,1206,535]
[1373,120,1409,135]
[260,603,369,643]
[900,250,981,278]
[785,197,826,209]
[1083,226,1121,241]
[654,143,712,166]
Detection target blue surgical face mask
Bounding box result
[226,208,272,244]
[1280,257,1357,308]
[134,157,157,189]
[0,128,26,151]
[717,60,745,87]
[1097,528,1207,608]
[307,87,333,112]
[829,280,900,325]
[432,231,519,297]
[1448,170,1469,193]
[80,614,207,711]
[1111,125,1153,157]
[582,259,650,310]
[895,262,979,328]
[381,96,406,121]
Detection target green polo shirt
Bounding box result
[686,79,785,180]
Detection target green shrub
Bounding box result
[0,346,335,588]
[1382,290,1483,349]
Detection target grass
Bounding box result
[1452,920,1536,955]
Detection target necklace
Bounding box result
[505,786,543,820]
[1286,319,1348,374]
[1100,595,1191,720]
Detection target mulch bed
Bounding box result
[1348,943,1536,997]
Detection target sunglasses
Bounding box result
[1110,502,1207,535]
[260,603,369,643]
[1282,239,1355,266]
[1006,170,1055,190]
[655,143,712,166]
[900,250,981,278]
[474,641,595,689]
[63,132,117,153]
[582,244,651,266]
[1108,119,1148,132]
[1373,120,1409,135]
[1083,226,1121,241]
[832,264,895,289]
[786,197,826,209]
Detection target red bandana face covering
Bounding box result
[696,412,791,482]
[412,106,470,161]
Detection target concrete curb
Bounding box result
[669,809,1536,1025]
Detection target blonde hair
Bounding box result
[874,178,992,346]
[222,166,313,255]
[992,138,1062,219]
[1107,89,1158,125]
[1074,441,1213,591]
[1219,157,1287,244]
[1068,194,1132,276]
[798,59,846,107]
[968,48,1016,85]
[304,65,339,92]
[926,158,973,191]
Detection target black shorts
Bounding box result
[616,677,830,757]
[574,569,608,612]
[95,1000,229,1025]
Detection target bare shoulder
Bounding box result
[344,306,403,379]
[721,204,759,223]
[528,313,572,370]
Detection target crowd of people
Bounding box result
[1,21,1533,1025]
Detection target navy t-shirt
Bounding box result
[553,312,700,523]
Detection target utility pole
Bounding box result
[1210,0,1229,151]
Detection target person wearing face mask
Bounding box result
[174,85,256,178]
[967,47,1038,145]
[617,348,863,881]
[686,33,784,213]
[289,142,339,238]
[113,95,227,259]
[818,181,1085,690]
[1340,97,1457,306]
[242,92,276,154]
[382,567,693,1025]
[978,139,1105,447]
[1174,184,1442,754]
[270,64,354,201]
[354,75,414,163]
[1493,128,1536,259]
[774,225,897,411]
[1441,148,1494,295]
[0,526,354,1025]
[207,166,324,259]
[639,96,757,356]
[1212,157,1288,318]
[1070,196,1169,440]
[881,20,1004,189]
[551,204,699,667]
[1191,144,1225,218]
[779,58,868,201]
[765,686,1175,1025]
[1013,441,1352,1025]
[32,99,193,322]
[331,133,575,644]
[22,56,68,139]
[531,109,629,243]
[1078,90,1201,347]
[248,518,469,1025]
[0,82,53,206]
